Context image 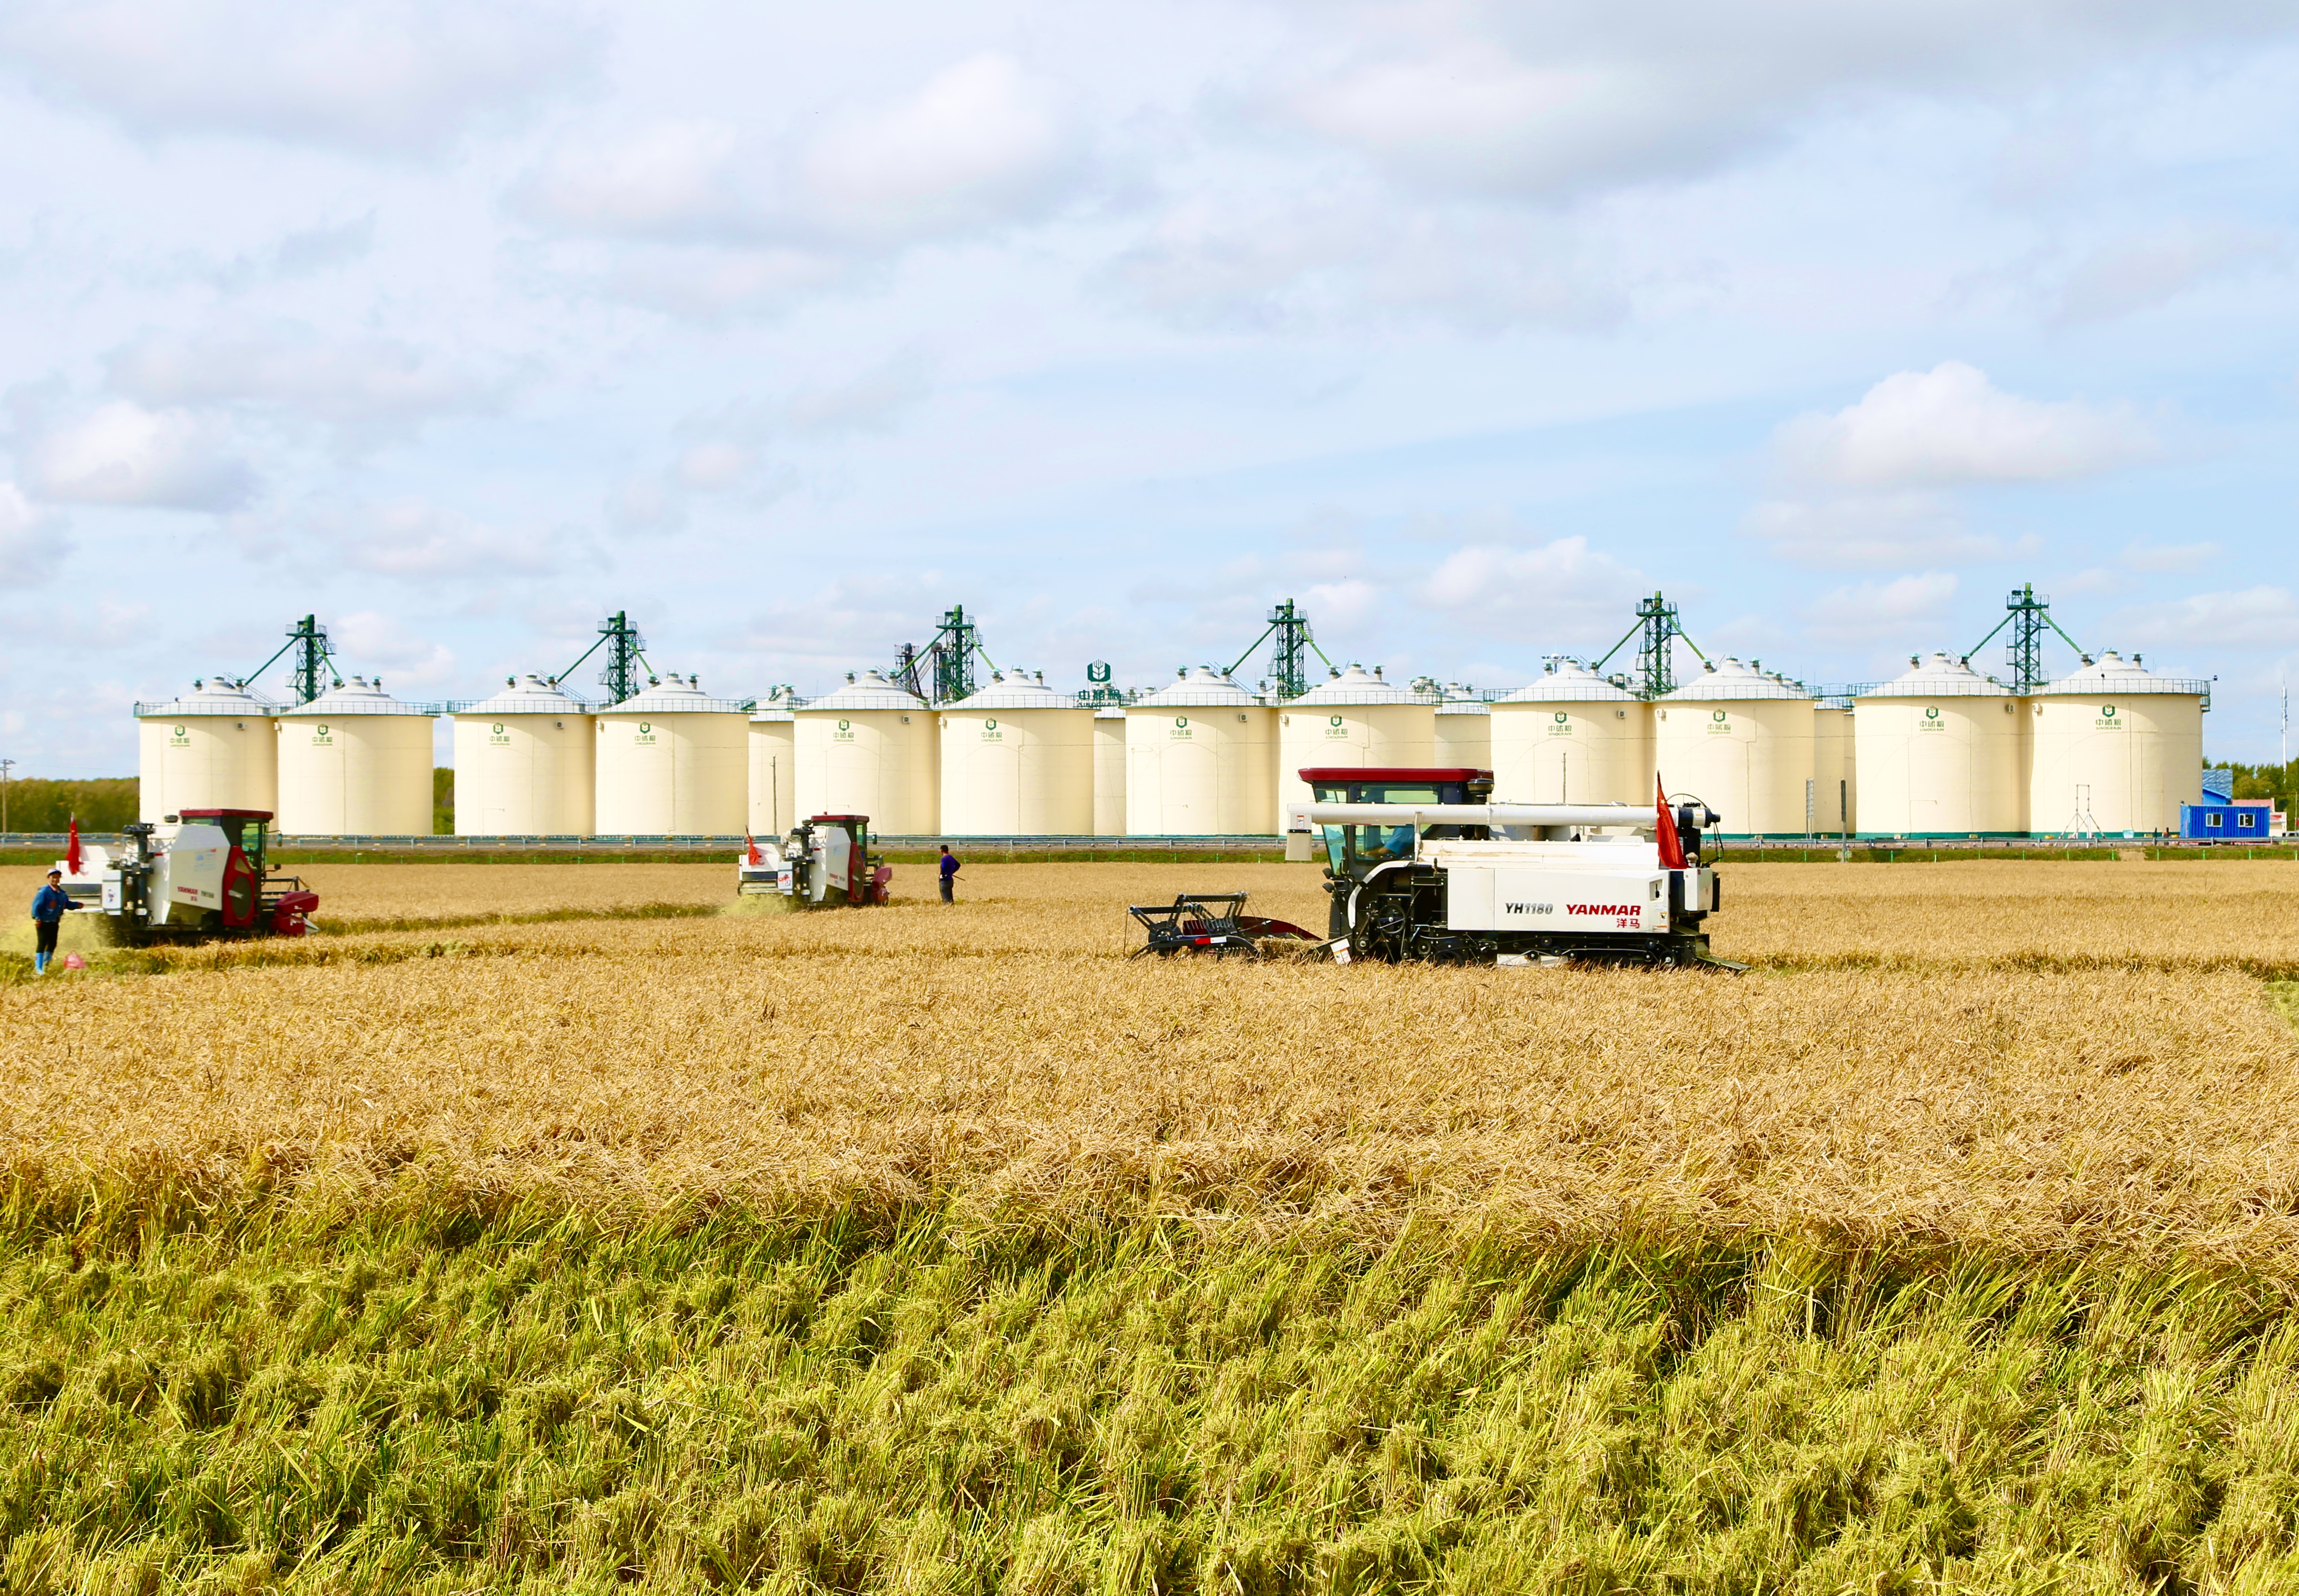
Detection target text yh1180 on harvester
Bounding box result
[1284,767,1734,969]
[50,809,319,945]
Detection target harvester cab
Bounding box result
[53,809,318,945]
[1284,768,1732,968]
[736,814,891,908]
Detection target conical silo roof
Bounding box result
[1138,665,1259,708]
[948,670,1077,711]
[797,670,927,714]
[460,675,592,715]
[1663,657,1811,702]
[1859,652,2009,699]
[2041,651,2196,696]
[606,673,744,713]
[1497,660,1637,703]
[138,680,278,717]
[278,676,431,716]
[1287,663,1419,706]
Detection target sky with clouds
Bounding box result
[3,0,2297,773]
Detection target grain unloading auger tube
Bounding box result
[1276,767,1741,969]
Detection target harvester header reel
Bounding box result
[1127,893,1320,960]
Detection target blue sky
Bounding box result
[3,0,2296,773]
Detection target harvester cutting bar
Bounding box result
[1300,803,1653,830]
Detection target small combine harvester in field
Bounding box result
[734,814,892,910]
[50,809,319,945]
[1270,766,1734,968]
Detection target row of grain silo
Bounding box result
[134,644,2205,840]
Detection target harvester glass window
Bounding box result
[1314,782,1443,871]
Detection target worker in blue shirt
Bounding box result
[31,869,84,975]
[938,844,959,903]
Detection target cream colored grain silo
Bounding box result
[792,671,937,835]
[1853,654,2023,838]
[1276,665,1437,827]
[1652,658,1816,836]
[748,703,796,837]
[1125,666,1276,835]
[1811,704,1858,837]
[1489,661,1650,805]
[450,675,594,836]
[2028,652,2204,836]
[274,677,435,836]
[1094,707,1127,836]
[1435,687,1492,772]
[594,674,749,836]
[939,670,1094,835]
[136,680,279,821]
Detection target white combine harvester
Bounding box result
[49,808,318,945]
[1281,767,1730,968]
[734,813,890,909]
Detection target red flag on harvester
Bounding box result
[65,815,82,877]
[745,832,762,865]
[1655,776,1687,870]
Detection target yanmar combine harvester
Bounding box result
[1281,767,1732,968]
[52,809,318,945]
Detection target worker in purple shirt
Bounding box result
[937,844,959,903]
[31,869,84,976]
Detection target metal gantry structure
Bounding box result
[893,605,997,704]
[240,615,339,705]
[1592,592,1707,698]
[1227,598,1332,700]
[551,612,651,705]
[1964,584,2084,694]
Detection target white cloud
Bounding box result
[2121,540,2220,574]
[2112,588,2299,651]
[797,53,1088,243]
[0,0,596,157]
[785,352,933,435]
[1742,492,2030,570]
[1804,571,1961,643]
[0,482,71,586]
[1306,576,1381,635]
[599,245,860,322]
[2047,222,2286,326]
[515,121,750,242]
[23,400,255,510]
[106,324,512,444]
[1100,194,1626,333]
[1416,535,1644,638]
[1268,1,2299,202]
[230,497,574,580]
[516,53,1098,316]
[1773,362,2156,488]
[721,571,953,667]
[329,610,454,683]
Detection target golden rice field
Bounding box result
[5,858,2298,1260]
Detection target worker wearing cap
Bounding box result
[938,844,959,903]
[30,869,83,975]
